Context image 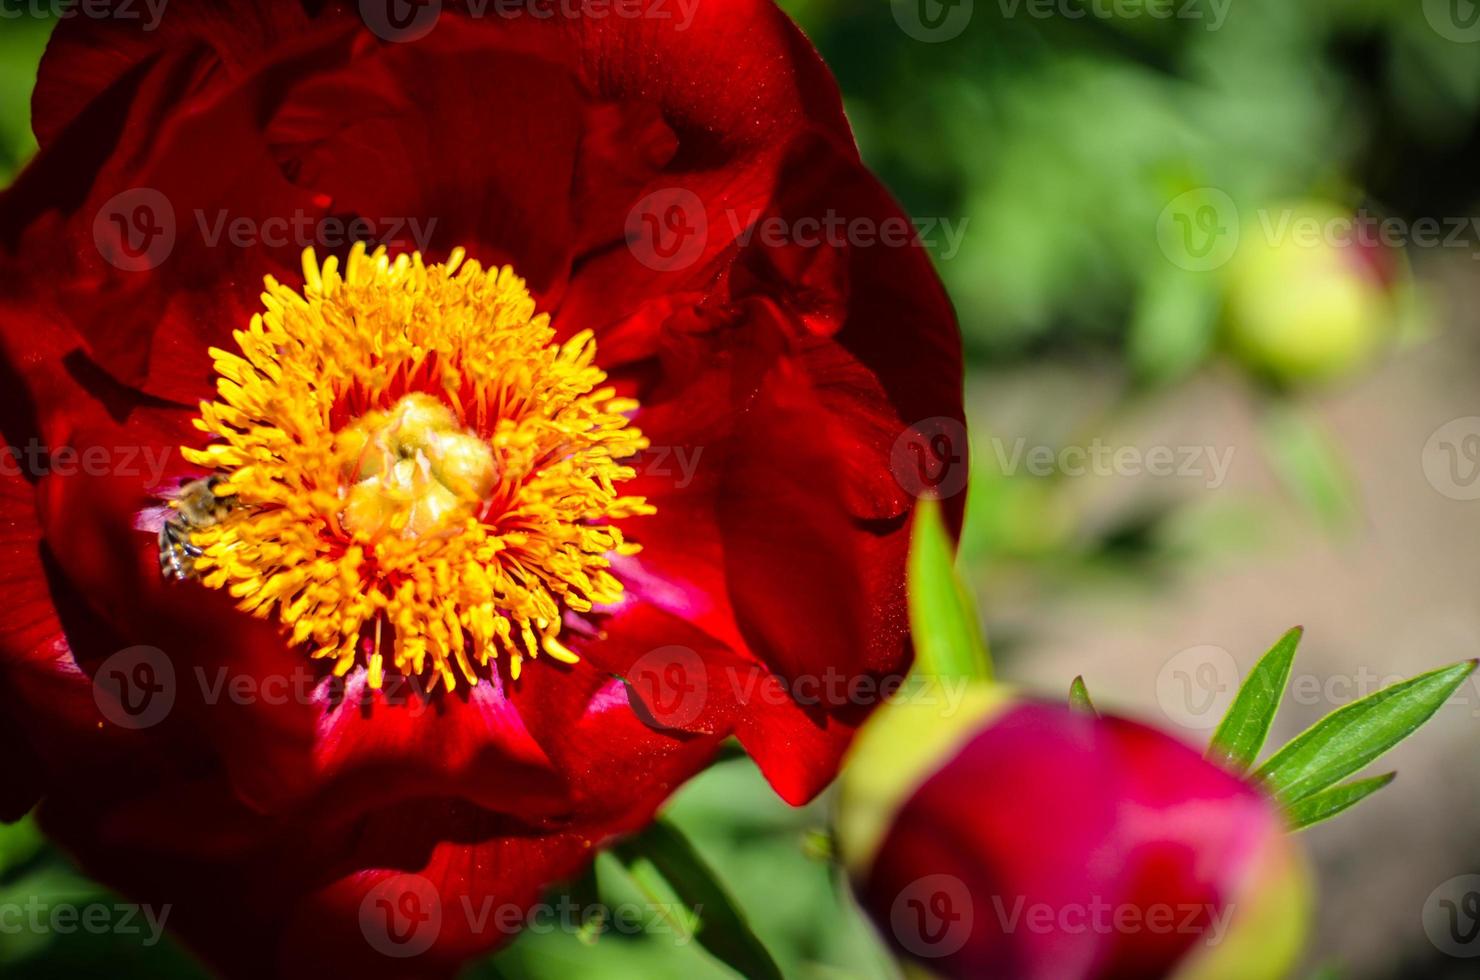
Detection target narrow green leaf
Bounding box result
[0,16,49,185]
[908,498,992,681]
[600,852,697,940]
[1206,626,1303,772]
[1068,676,1098,716]
[1285,773,1395,831]
[1254,660,1477,804]
[0,816,44,881]
[1260,404,1358,532]
[566,863,606,947]
[612,819,783,980]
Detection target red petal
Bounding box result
[3,39,337,399]
[38,772,694,977]
[505,654,725,817]
[31,1,328,148]
[0,439,149,795]
[34,1,850,155]
[592,346,923,804]
[731,129,967,527]
[553,0,851,151]
[860,704,1289,980]
[263,31,587,296]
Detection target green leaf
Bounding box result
[1253,660,1477,805]
[1206,626,1303,773]
[0,14,50,186]
[1285,773,1395,831]
[566,863,606,947]
[908,498,992,681]
[1068,676,1098,716]
[612,819,783,980]
[0,816,44,880]
[1260,403,1358,532]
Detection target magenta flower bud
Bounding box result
[838,690,1310,980]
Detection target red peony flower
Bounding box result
[0,2,963,976]
[838,691,1310,980]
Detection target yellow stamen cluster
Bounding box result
[182,245,653,689]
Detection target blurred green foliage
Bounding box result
[793,0,1477,368]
